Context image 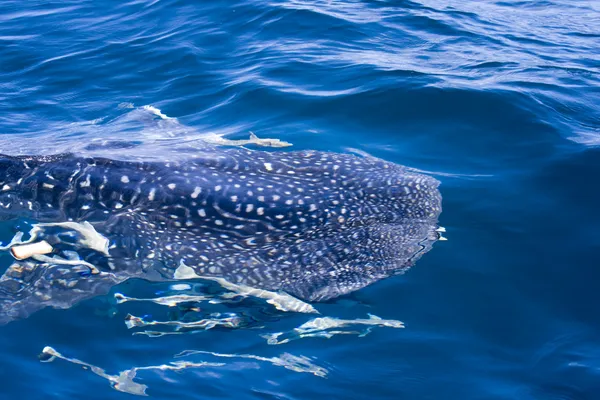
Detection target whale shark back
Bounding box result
[0,147,442,323]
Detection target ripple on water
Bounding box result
[0,0,599,399]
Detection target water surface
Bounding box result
[0,0,599,399]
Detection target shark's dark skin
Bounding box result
[0,147,442,324]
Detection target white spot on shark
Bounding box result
[191,187,201,199]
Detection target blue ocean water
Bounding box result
[1,0,600,398]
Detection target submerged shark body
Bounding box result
[0,145,442,324]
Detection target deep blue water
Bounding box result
[1,0,600,398]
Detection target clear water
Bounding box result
[1,1,599,398]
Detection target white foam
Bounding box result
[142,105,173,120]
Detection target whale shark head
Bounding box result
[0,147,442,324]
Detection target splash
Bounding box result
[139,106,292,149]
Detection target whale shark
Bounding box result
[0,129,442,324]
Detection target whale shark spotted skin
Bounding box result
[0,145,442,324]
